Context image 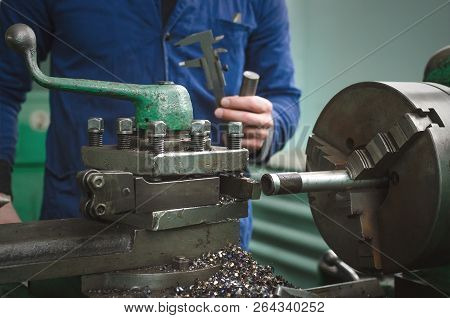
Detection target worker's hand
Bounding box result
[215,96,274,152]
[0,195,21,224]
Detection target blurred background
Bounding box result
[12,0,450,288]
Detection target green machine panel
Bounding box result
[12,89,48,221]
[250,193,329,288]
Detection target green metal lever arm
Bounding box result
[5,24,193,131]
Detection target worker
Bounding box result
[0,0,300,250]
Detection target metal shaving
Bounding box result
[87,244,292,298]
[172,244,292,298]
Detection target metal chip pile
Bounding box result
[172,244,292,298]
[87,244,292,298]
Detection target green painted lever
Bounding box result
[5,23,193,131]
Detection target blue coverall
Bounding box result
[0,0,300,250]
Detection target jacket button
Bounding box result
[164,32,171,41]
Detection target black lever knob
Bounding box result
[5,23,36,55]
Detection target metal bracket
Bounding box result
[78,170,135,219]
[78,170,255,230]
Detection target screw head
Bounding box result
[116,118,133,134]
[148,121,167,137]
[94,203,107,216]
[122,187,131,196]
[191,120,209,135]
[88,117,104,133]
[90,175,105,189]
[227,122,243,135]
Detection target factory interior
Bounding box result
[0,0,450,301]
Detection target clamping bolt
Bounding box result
[148,121,167,155]
[116,118,133,150]
[87,117,104,147]
[227,122,244,150]
[129,116,138,149]
[190,120,211,152]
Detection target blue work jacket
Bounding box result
[0,0,300,250]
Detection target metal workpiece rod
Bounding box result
[261,170,388,196]
[239,71,260,96]
[222,71,259,149]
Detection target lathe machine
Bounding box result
[0,24,262,296]
[1,23,449,297]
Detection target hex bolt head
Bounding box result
[227,122,243,136]
[90,175,105,189]
[130,117,136,131]
[204,120,211,134]
[190,120,210,152]
[227,122,244,150]
[88,117,104,133]
[116,118,133,135]
[148,121,166,155]
[148,121,167,137]
[190,120,209,136]
[88,118,105,147]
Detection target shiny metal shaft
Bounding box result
[239,71,260,96]
[261,170,388,196]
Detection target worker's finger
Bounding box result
[243,127,269,139]
[215,108,274,128]
[242,138,265,151]
[221,96,272,114]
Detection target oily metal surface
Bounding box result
[0,219,239,284]
[307,82,450,273]
[275,278,384,298]
[0,219,132,266]
[79,171,222,221]
[81,146,248,176]
[304,278,384,298]
[220,175,262,200]
[83,265,220,297]
[134,177,220,215]
[121,201,248,231]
